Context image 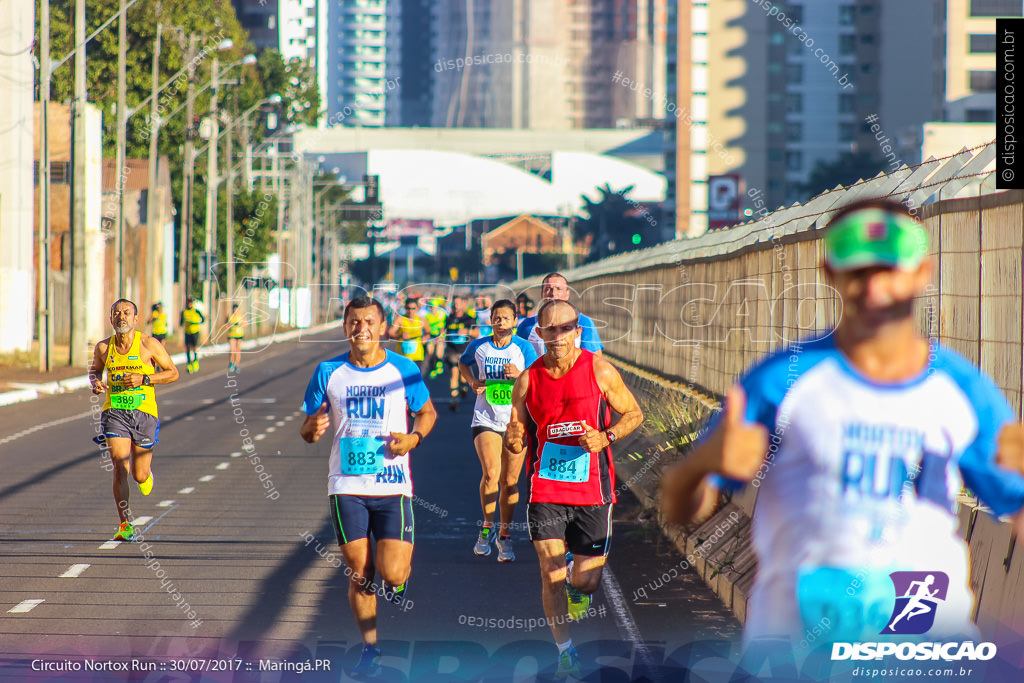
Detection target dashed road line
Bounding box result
[216,462,230,470]
[199,475,215,482]
[0,411,91,446]
[58,564,90,578]
[254,434,266,441]
[157,500,175,507]
[98,541,121,550]
[8,599,44,614]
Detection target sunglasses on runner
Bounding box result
[539,319,579,337]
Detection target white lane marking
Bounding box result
[237,399,276,404]
[8,599,44,613]
[98,540,121,550]
[157,500,175,507]
[59,564,90,578]
[230,451,242,458]
[275,421,286,427]
[216,462,230,470]
[178,487,195,494]
[602,569,661,682]
[0,411,91,446]
[199,475,215,482]
[185,416,195,421]
[266,427,276,433]
[207,416,216,421]
[133,516,153,526]
[265,415,276,420]
[254,434,266,441]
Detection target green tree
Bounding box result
[575,184,650,262]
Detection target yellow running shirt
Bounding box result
[151,311,168,336]
[395,315,426,361]
[228,311,245,339]
[182,308,203,334]
[102,332,159,417]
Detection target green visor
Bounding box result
[824,208,929,271]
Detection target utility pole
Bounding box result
[69,0,87,366]
[178,35,197,305]
[225,90,235,301]
[37,0,52,372]
[115,0,127,294]
[146,17,163,311]
[203,54,220,338]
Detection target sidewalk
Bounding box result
[0,321,344,407]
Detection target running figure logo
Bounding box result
[881,571,949,635]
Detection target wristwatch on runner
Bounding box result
[605,430,617,444]
[142,375,152,386]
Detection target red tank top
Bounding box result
[524,350,616,505]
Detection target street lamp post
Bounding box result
[202,53,220,339]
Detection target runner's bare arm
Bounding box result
[592,356,643,441]
[504,372,531,453]
[389,399,438,455]
[661,386,768,525]
[459,361,485,393]
[89,341,108,394]
[142,336,179,385]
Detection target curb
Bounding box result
[0,321,345,407]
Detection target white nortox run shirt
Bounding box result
[459,335,538,431]
[710,335,1024,644]
[301,350,429,497]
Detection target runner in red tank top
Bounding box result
[505,299,643,679]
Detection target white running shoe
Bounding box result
[473,527,494,556]
[496,536,515,562]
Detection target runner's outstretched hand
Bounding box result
[715,386,769,481]
[388,431,421,456]
[299,403,331,443]
[578,420,608,453]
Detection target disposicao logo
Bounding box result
[831,570,997,662]
[882,571,948,635]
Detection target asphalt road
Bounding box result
[0,331,740,682]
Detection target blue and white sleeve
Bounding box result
[955,370,1024,517]
[517,337,540,368]
[706,352,789,492]
[579,313,604,352]
[460,337,486,372]
[399,359,430,412]
[301,362,333,415]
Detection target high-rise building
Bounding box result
[678,0,943,229]
[326,0,401,127]
[232,0,280,52]
[945,0,1014,122]
[399,0,434,126]
[430,0,668,129]
[279,0,329,126]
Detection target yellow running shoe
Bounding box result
[139,473,154,496]
[566,582,591,621]
[113,521,135,540]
